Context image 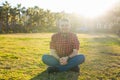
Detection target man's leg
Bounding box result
[42,54,59,67]
[42,54,85,73]
[57,54,85,71]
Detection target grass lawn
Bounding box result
[0,33,120,80]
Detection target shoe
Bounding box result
[47,67,59,74]
[70,66,80,73]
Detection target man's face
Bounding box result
[59,21,70,33]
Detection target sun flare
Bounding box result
[63,0,119,18]
[48,0,119,18]
[1,0,119,18]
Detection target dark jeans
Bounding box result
[42,54,85,71]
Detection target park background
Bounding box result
[0,0,120,80]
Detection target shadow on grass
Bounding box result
[31,70,79,80]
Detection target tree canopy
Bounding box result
[0,1,120,35]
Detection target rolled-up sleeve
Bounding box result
[72,34,79,50]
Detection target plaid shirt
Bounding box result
[50,32,79,57]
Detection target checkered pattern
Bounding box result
[50,32,79,57]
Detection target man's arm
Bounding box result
[68,49,78,58]
[50,49,60,60]
[59,49,78,65]
[50,34,60,60]
[66,34,80,59]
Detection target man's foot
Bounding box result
[70,66,80,73]
[47,67,59,74]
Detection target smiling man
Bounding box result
[42,18,85,74]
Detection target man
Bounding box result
[42,18,85,73]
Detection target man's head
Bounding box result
[58,18,71,33]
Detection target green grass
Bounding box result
[0,33,120,80]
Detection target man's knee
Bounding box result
[77,54,85,63]
[42,54,58,63]
[42,54,50,63]
[42,54,59,66]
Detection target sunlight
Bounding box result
[36,0,119,18]
[1,0,119,18]
[64,0,119,18]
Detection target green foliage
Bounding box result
[0,1,120,34]
[0,1,63,33]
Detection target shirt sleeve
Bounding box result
[72,34,79,50]
[50,35,56,49]
[50,49,59,59]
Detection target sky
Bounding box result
[0,0,119,18]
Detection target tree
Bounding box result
[2,1,11,32]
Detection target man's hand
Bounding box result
[59,56,69,65]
